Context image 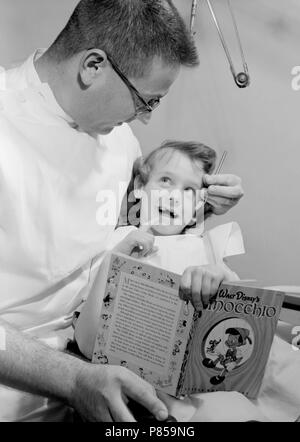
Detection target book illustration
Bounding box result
[175,311,199,396]
[172,339,183,356]
[202,319,254,385]
[138,368,145,379]
[176,319,188,336]
[119,360,154,381]
[206,338,222,354]
[156,373,173,389]
[158,273,176,288]
[169,359,178,373]
[96,331,106,346]
[93,349,109,364]
[100,313,112,330]
[102,293,115,311]
[130,264,151,280]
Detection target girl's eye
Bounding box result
[160,176,171,184]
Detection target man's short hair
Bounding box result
[48,0,199,77]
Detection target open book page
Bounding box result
[179,284,284,398]
[92,253,194,396]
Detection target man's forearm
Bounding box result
[0,318,86,406]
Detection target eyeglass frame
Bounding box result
[106,54,161,116]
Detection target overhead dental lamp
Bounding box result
[190,0,251,88]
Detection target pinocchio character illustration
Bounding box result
[203,327,252,385]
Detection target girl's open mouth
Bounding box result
[158,205,178,219]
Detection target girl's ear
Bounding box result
[133,175,144,199]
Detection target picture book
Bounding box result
[92,252,284,399]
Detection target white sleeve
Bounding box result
[206,222,245,262]
[224,222,245,258]
[133,134,142,161]
[105,226,138,251]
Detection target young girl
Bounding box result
[75,140,244,360]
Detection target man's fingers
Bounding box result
[206,195,239,208]
[203,173,244,200]
[94,406,113,422]
[201,174,244,216]
[207,185,243,199]
[110,395,136,423]
[125,378,168,421]
[204,173,242,187]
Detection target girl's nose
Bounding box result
[169,195,181,207]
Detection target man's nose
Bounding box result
[137,113,152,125]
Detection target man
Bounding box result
[0,0,243,422]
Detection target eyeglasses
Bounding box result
[107,55,161,116]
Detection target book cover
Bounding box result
[178,283,284,398]
[92,253,284,399]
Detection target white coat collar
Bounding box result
[23,49,76,126]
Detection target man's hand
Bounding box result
[113,226,156,258]
[0,318,168,423]
[73,364,168,422]
[202,174,244,216]
[179,264,228,311]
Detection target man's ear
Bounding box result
[79,49,108,87]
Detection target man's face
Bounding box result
[76,57,180,134]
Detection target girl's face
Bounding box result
[139,150,205,235]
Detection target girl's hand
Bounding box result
[113,226,156,258]
[179,264,228,311]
